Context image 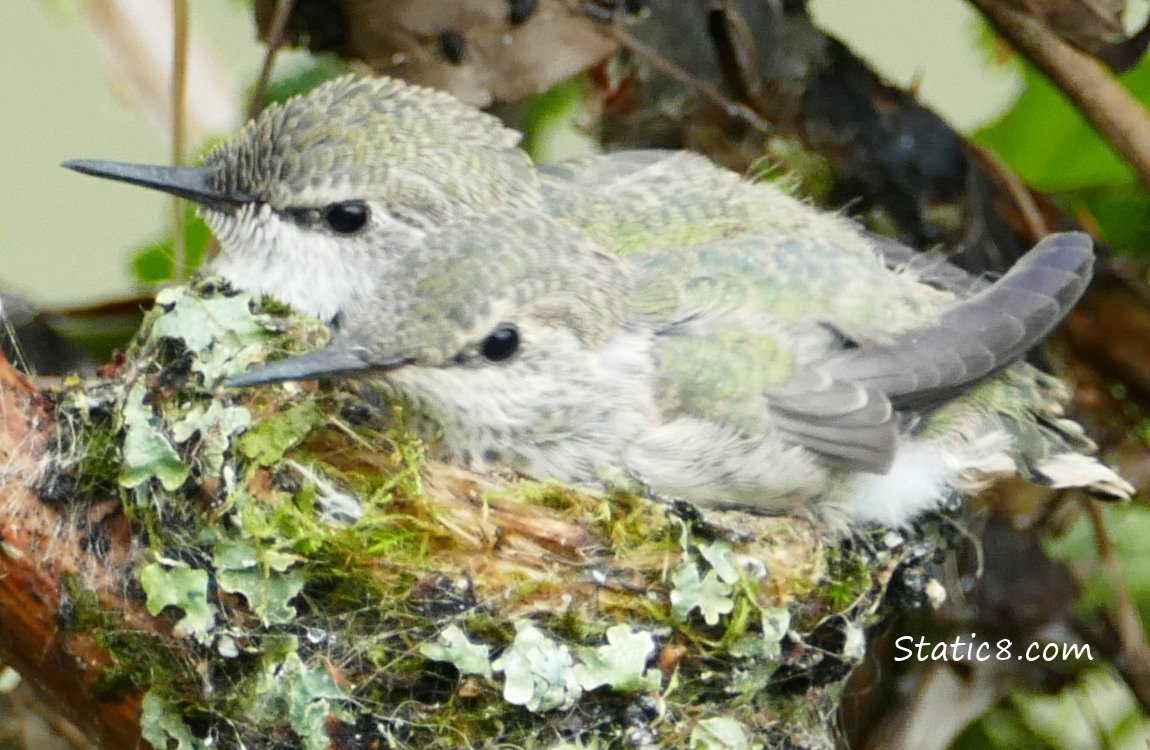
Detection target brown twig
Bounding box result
[8,683,96,750]
[1080,498,1150,710]
[593,23,773,136]
[970,0,1150,191]
[248,0,297,121]
[171,0,189,282]
[0,353,157,748]
[967,143,1051,241]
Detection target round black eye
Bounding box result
[323,201,370,234]
[481,324,519,362]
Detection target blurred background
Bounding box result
[4,2,1150,749]
[1,0,1024,307]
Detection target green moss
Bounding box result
[58,574,109,633]
[822,544,879,613]
[48,382,123,501]
[94,630,197,701]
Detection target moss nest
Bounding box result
[43,280,955,750]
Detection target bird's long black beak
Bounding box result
[62,159,254,210]
[228,346,413,388]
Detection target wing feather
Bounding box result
[822,233,1093,409]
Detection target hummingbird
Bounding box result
[223,211,1129,524]
[62,75,1132,523]
[62,76,948,324]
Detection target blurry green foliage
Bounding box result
[975,54,1150,255]
[257,56,350,111]
[1047,503,1150,631]
[519,77,598,164]
[132,205,211,285]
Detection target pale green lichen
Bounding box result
[237,400,323,465]
[671,558,736,626]
[138,558,216,644]
[420,624,493,678]
[248,651,351,750]
[140,690,205,750]
[493,621,583,712]
[171,400,252,475]
[689,716,754,750]
[572,625,661,693]
[119,380,189,492]
[698,540,742,585]
[149,285,269,380]
[213,538,306,626]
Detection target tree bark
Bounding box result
[0,353,148,749]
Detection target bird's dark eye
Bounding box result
[323,201,370,234]
[481,324,519,362]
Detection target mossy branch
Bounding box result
[0,353,148,748]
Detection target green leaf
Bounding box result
[132,208,212,284]
[492,621,582,712]
[573,625,661,692]
[237,401,324,465]
[520,77,598,163]
[1047,504,1150,631]
[138,561,217,644]
[973,51,1150,258]
[975,58,1150,191]
[670,560,735,626]
[1066,184,1150,254]
[973,52,1150,257]
[261,58,351,110]
[119,382,189,491]
[419,624,493,678]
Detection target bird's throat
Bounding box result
[205,209,384,322]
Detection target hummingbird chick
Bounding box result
[63,75,1133,524]
[225,212,1130,525]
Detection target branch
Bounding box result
[970,0,1150,191]
[0,354,153,748]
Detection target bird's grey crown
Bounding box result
[201,75,531,208]
[347,210,630,366]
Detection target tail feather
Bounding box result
[1032,453,1134,499]
[825,232,1094,409]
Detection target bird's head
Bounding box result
[227,210,637,469]
[64,75,539,322]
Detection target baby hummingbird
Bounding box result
[225,211,1130,525]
